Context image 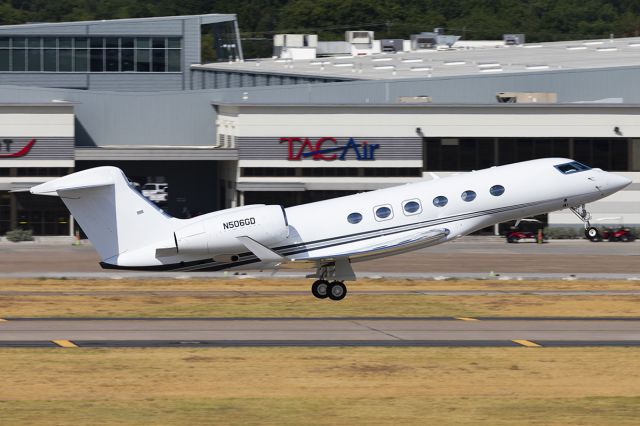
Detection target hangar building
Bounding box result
[0,14,638,236]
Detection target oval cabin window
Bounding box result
[375,206,392,219]
[403,201,421,214]
[490,185,505,196]
[461,190,477,202]
[347,212,363,224]
[432,196,448,207]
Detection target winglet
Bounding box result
[236,236,284,263]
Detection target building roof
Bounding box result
[193,36,640,81]
[0,14,236,30]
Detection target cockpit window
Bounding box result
[554,161,591,175]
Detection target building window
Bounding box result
[432,196,448,207]
[347,212,363,224]
[425,138,495,172]
[490,185,505,196]
[0,36,181,73]
[374,205,393,220]
[573,138,628,171]
[402,200,422,215]
[498,138,570,166]
[363,168,423,177]
[461,190,476,202]
[16,168,69,177]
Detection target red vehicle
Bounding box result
[506,219,545,243]
[589,226,636,242]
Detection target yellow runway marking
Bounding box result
[513,339,542,348]
[52,340,78,348]
[455,317,479,321]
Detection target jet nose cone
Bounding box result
[608,173,632,192]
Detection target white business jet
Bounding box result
[31,158,631,300]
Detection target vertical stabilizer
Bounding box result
[30,167,172,261]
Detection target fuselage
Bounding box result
[64,157,629,272]
[281,157,630,262]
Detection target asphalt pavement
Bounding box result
[1,317,639,348]
[0,237,638,277]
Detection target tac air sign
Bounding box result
[280,137,379,161]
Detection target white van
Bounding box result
[141,183,168,203]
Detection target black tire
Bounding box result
[507,236,517,243]
[311,280,329,299]
[620,235,629,242]
[327,281,347,301]
[585,227,600,241]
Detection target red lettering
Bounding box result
[314,137,337,161]
[297,138,315,160]
[280,137,302,160]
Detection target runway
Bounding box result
[2,317,640,348]
[2,238,638,276]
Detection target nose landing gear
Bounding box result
[570,205,600,241]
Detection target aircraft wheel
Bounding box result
[585,227,600,241]
[311,280,329,299]
[328,281,347,301]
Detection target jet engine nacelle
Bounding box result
[173,205,288,256]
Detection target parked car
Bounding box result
[589,226,636,242]
[141,183,168,203]
[506,218,545,243]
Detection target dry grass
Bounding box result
[2,277,640,292]
[3,294,640,318]
[1,279,640,317]
[0,347,639,425]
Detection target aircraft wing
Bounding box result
[291,227,449,264]
[230,228,449,275]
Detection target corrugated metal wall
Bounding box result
[1,65,640,149]
[0,86,217,147]
[207,65,640,104]
[0,137,74,159]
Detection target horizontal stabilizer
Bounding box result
[155,247,178,257]
[29,166,172,262]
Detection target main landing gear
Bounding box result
[311,280,347,301]
[308,259,355,301]
[570,204,600,241]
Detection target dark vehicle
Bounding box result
[506,219,545,243]
[590,226,636,242]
